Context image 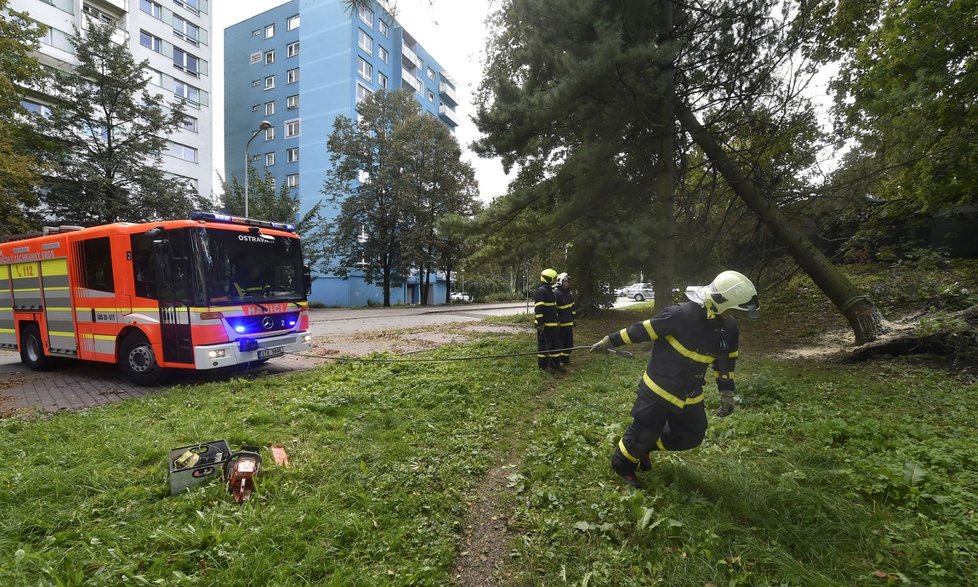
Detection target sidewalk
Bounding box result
[0,349,316,417]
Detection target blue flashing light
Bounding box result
[288,320,296,327]
[191,211,296,233]
[234,324,246,333]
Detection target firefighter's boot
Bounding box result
[611,447,642,489]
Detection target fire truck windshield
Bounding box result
[195,228,305,305]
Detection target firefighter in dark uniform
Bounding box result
[591,270,759,488]
[534,268,564,373]
[554,272,575,366]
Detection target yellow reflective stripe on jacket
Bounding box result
[556,303,573,310]
[663,335,715,364]
[642,372,706,409]
[535,301,556,308]
[642,320,657,340]
[619,327,632,345]
[558,322,574,327]
[729,351,739,358]
[543,322,558,327]
[618,438,640,463]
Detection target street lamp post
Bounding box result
[243,120,273,218]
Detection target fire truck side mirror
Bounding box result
[303,265,312,296]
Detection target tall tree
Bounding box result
[323,90,417,307]
[805,0,977,213]
[398,114,478,305]
[42,19,204,225]
[476,0,888,342]
[0,1,50,232]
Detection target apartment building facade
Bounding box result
[224,0,460,307]
[10,0,213,200]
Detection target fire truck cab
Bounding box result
[0,212,313,385]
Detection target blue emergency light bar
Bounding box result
[190,211,296,233]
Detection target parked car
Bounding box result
[450,291,473,302]
[620,283,655,302]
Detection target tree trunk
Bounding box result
[653,0,678,314]
[675,102,887,344]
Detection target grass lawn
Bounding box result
[2,264,977,585]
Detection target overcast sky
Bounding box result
[211,0,510,203]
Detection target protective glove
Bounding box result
[716,392,735,417]
[590,336,613,353]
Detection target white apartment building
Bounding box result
[9,0,213,201]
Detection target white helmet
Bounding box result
[708,270,759,318]
[556,272,569,286]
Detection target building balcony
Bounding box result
[401,43,420,69]
[439,82,457,107]
[401,67,421,93]
[438,104,457,127]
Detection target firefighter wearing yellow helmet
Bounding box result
[590,270,759,488]
[553,272,575,366]
[534,268,564,373]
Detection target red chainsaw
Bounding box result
[224,446,262,504]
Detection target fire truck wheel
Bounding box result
[20,324,52,371]
[119,333,166,386]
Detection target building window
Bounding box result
[287,68,299,84]
[21,99,52,117]
[252,103,260,111]
[250,52,261,64]
[379,46,388,63]
[174,80,201,104]
[265,24,275,38]
[427,67,435,81]
[265,152,275,166]
[264,50,275,65]
[358,5,373,26]
[173,15,200,44]
[139,30,163,52]
[358,30,372,54]
[378,72,387,89]
[287,14,300,30]
[269,177,276,189]
[265,101,275,115]
[286,118,300,137]
[356,83,372,103]
[379,20,388,37]
[252,79,261,87]
[265,126,275,141]
[180,114,198,132]
[173,48,201,76]
[287,41,299,57]
[427,89,434,102]
[168,141,198,162]
[286,94,299,109]
[287,147,299,162]
[252,29,261,37]
[357,57,371,82]
[140,0,162,18]
[286,174,299,188]
[264,75,275,90]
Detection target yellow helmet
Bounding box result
[540,268,558,284]
[708,270,759,318]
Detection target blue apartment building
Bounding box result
[224,0,460,306]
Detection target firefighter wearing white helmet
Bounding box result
[590,270,759,488]
[534,268,564,373]
[553,272,575,366]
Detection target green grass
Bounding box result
[2,268,978,585]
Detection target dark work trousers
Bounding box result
[537,326,561,369]
[558,326,573,365]
[613,388,708,473]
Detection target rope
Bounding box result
[282,345,632,364]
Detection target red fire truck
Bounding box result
[0,212,312,385]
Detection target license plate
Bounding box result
[258,347,284,360]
